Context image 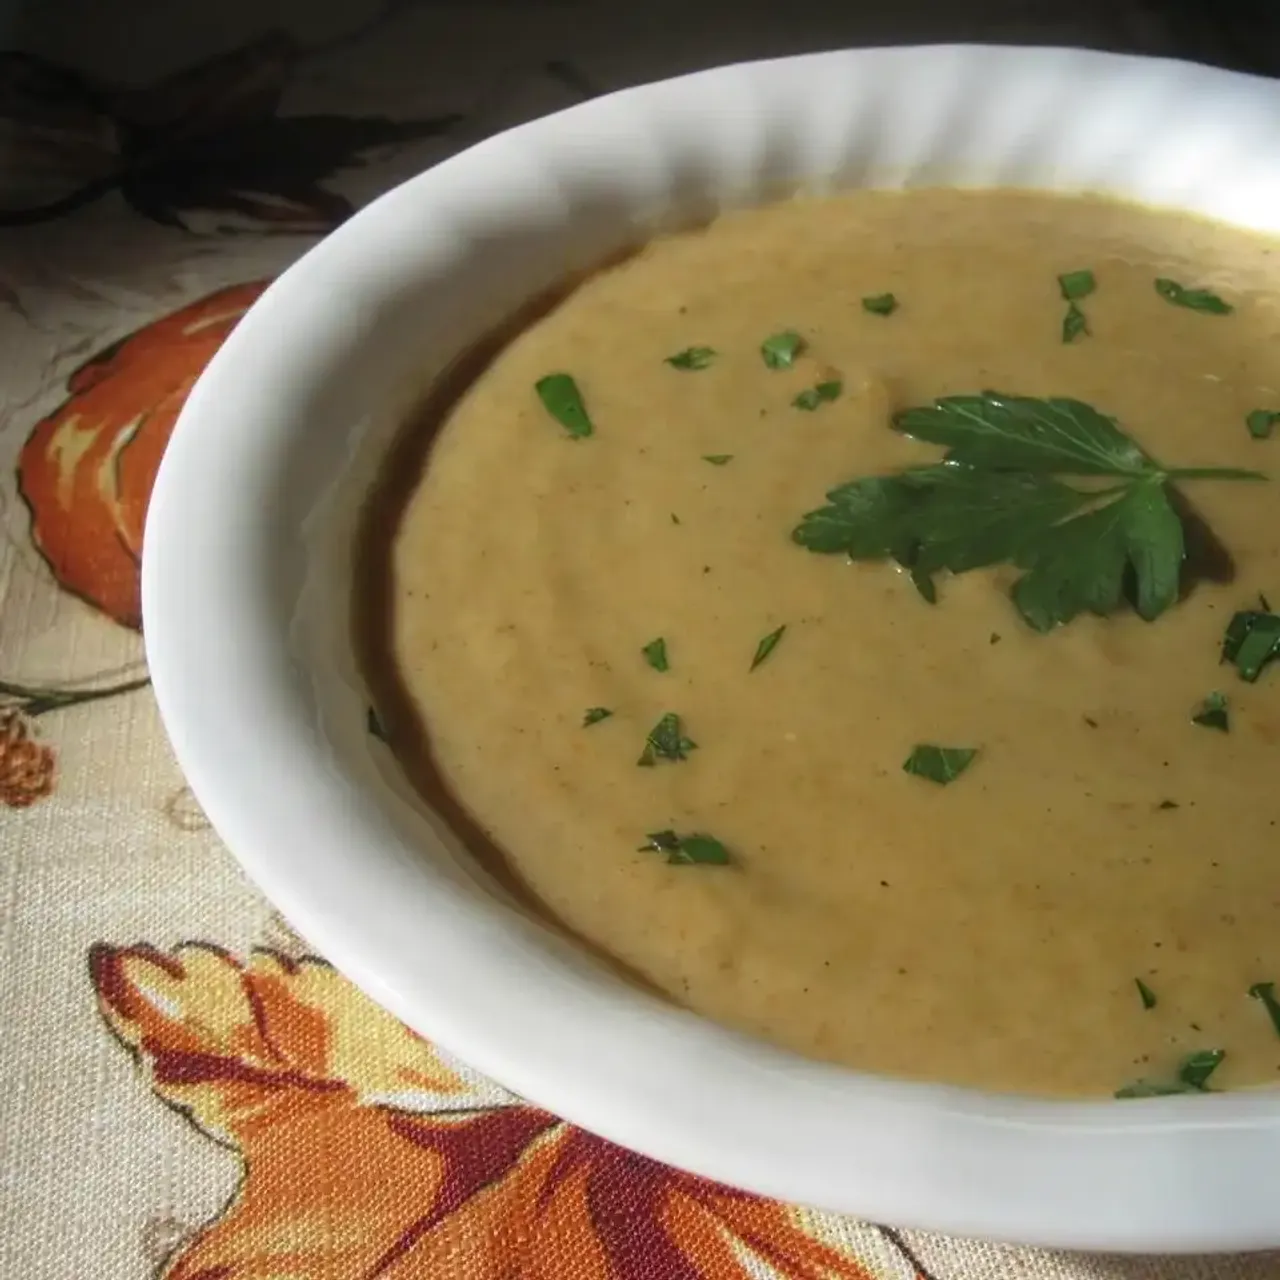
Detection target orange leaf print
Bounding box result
[91,943,916,1280]
[18,281,268,628]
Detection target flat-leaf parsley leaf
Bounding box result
[793,392,1265,632]
[894,392,1151,475]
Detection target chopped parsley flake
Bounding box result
[1061,301,1088,343]
[641,637,670,672]
[639,830,732,866]
[750,624,787,671]
[1058,269,1096,300]
[792,380,842,411]
[903,744,978,785]
[1191,691,1229,732]
[1249,981,1280,1038]
[862,292,898,316]
[1247,409,1280,440]
[1154,278,1233,314]
[534,372,594,438]
[637,712,697,766]
[1116,1048,1225,1098]
[666,346,716,370]
[1222,607,1280,682]
[760,330,805,369]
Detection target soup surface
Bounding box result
[372,190,1280,1097]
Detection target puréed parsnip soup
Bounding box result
[359,189,1280,1098]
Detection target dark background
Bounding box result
[2,0,1277,235]
[1,1,1279,81]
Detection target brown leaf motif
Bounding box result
[0,674,150,809]
[0,36,462,232]
[92,943,903,1279]
[0,708,55,808]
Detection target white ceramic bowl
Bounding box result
[143,45,1280,1253]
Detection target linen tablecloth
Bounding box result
[4,3,1280,1276]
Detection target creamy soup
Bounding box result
[363,190,1280,1097]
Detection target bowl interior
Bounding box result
[144,44,1280,1252]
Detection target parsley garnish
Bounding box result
[1178,1048,1226,1090]
[793,391,1264,632]
[750,624,787,671]
[1155,278,1233,315]
[1248,981,1280,1037]
[1247,410,1280,440]
[1115,1080,1187,1098]
[1135,977,1157,1010]
[1191,691,1229,731]
[639,830,731,866]
[702,454,733,465]
[582,707,613,727]
[637,713,697,766]
[903,744,977,785]
[862,292,898,316]
[534,373,593,438]
[760,330,805,369]
[1058,271,1095,343]
[1061,302,1088,344]
[1222,607,1280,682]
[1058,269,1096,300]
[641,637,669,672]
[1115,1048,1225,1098]
[666,346,716,370]
[792,380,842,411]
